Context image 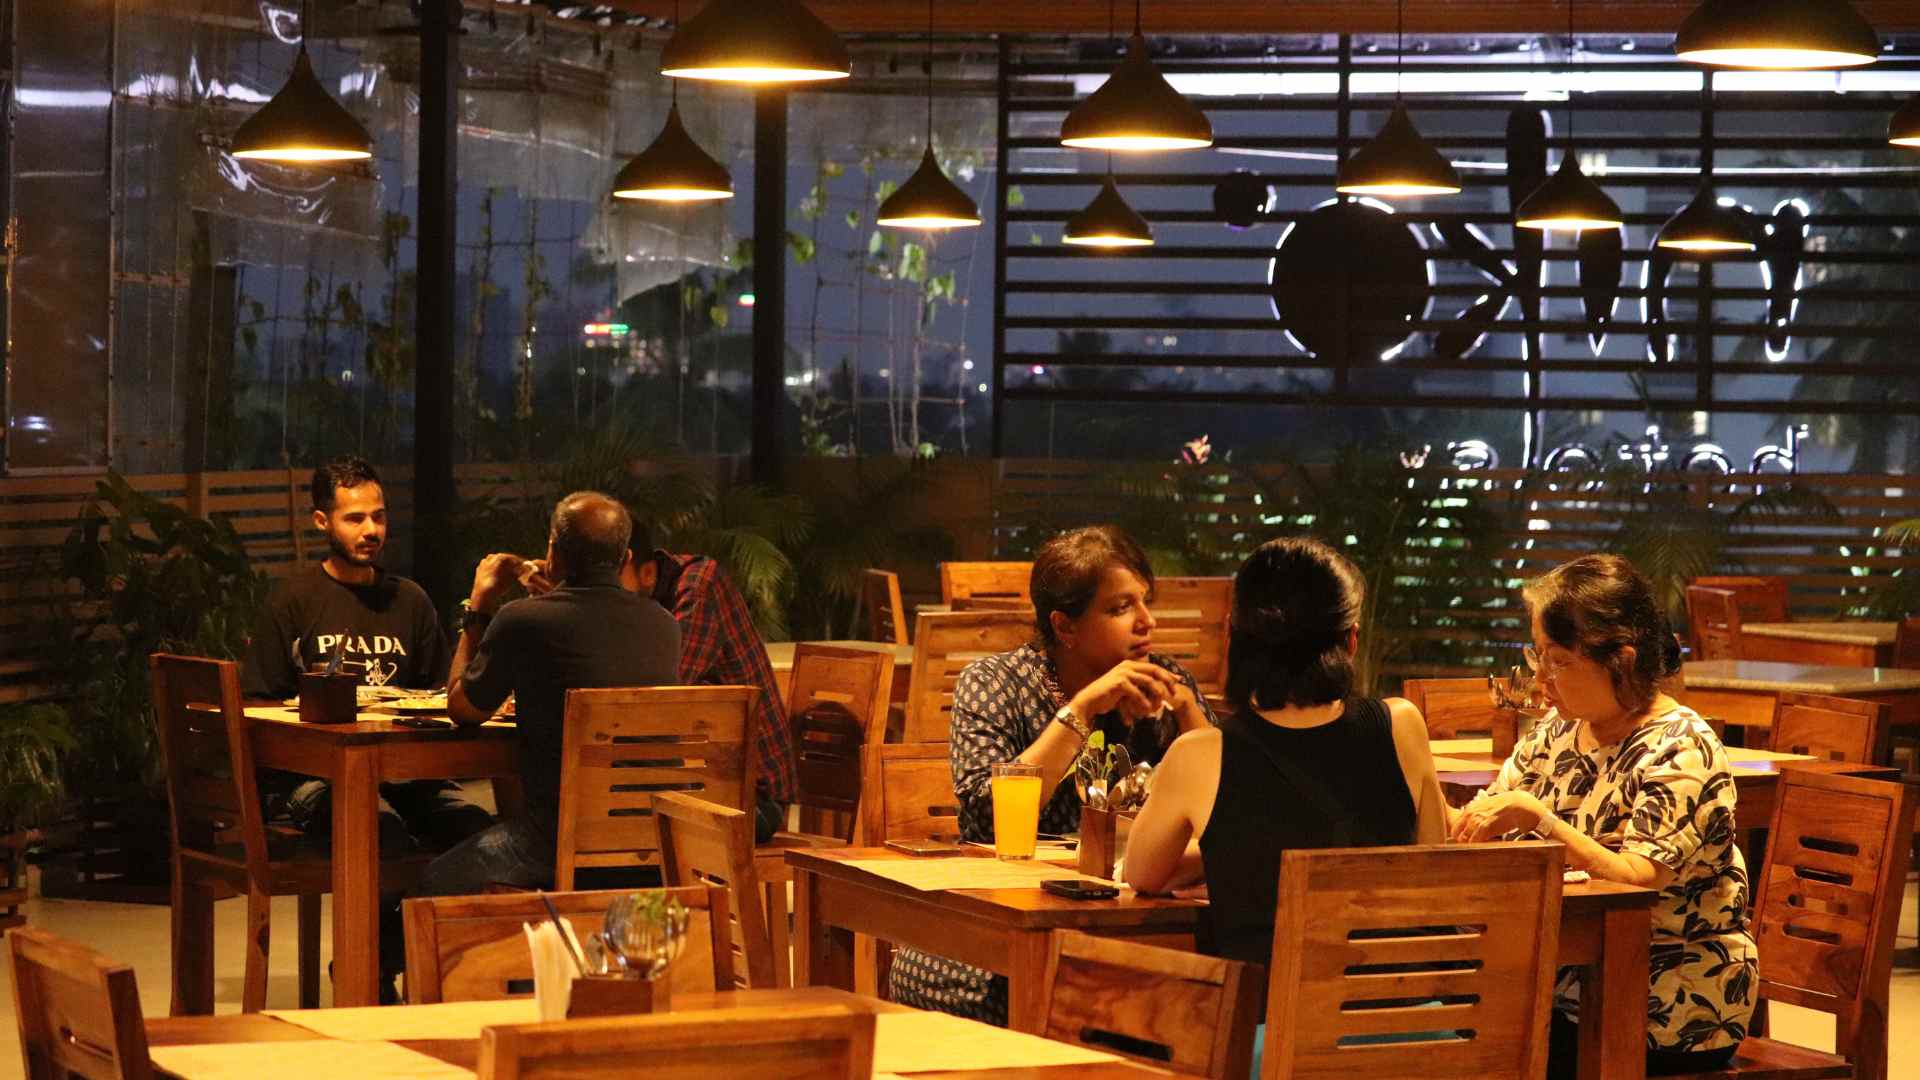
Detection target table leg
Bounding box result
[798,868,854,991]
[330,745,382,1006]
[1577,905,1650,1080]
[1004,931,1051,1035]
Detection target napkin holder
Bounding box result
[566,973,670,1017]
[1078,805,1118,880]
[298,671,359,724]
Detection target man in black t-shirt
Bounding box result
[242,457,491,854]
[378,491,679,991]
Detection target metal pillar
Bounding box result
[751,89,788,487]
[413,0,458,608]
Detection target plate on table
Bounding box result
[279,685,416,709]
[385,693,449,714]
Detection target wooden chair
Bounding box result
[653,792,777,989]
[1688,769,1916,1080]
[859,569,910,644]
[903,610,1034,743]
[152,653,427,1014]
[1686,586,1746,662]
[1690,575,1791,623]
[478,1003,876,1080]
[753,644,894,985]
[1152,577,1233,704]
[400,885,734,1004]
[554,685,757,890]
[859,742,963,846]
[1400,677,1511,740]
[938,560,1032,607]
[8,928,152,1080]
[1771,692,1893,765]
[1261,843,1563,1080]
[1892,616,1920,669]
[1040,930,1262,1080]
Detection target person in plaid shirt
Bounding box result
[622,520,793,841]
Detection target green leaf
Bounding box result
[1006,185,1025,209]
[709,304,729,330]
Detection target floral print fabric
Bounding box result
[1484,704,1756,1052]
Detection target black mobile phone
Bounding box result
[392,716,453,730]
[1041,878,1120,901]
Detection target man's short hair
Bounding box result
[625,513,655,559]
[312,457,381,513]
[551,492,632,576]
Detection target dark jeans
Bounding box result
[278,775,495,856]
[379,815,556,993]
[1546,1010,1739,1080]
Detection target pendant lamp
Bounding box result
[1064,173,1153,248]
[614,2,732,201]
[1891,98,1920,148]
[231,2,373,163]
[1675,0,1880,70]
[1657,188,1758,256]
[1061,1,1212,151]
[1515,2,1621,233]
[660,0,850,84]
[1336,0,1459,197]
[877,0,981,229]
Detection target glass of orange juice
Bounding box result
[991,762,1044,860]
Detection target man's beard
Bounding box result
[328,532,383,567]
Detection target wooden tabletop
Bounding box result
[763,640,917,672]
[145,987,1199,1079]
[1682,659,1920,694]
[1742,621,1898,647]
[241,704,518,744]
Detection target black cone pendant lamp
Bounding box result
[1063,173,1153,248]
[660,0,850,84]
[1658,188,1758,256]
[1675,0,1880,70]
[615,1,732,201]
[232,2,373,163]
[1061,1,1212,151]
[1337,0,1459,197]
[1891,98,1920,148]
[1516,1,1621,233]
[878,0,980,230]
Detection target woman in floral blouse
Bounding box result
[1453,554,1754,1078]
[887,525,1215,1024]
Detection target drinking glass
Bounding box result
[990,761,1044,860]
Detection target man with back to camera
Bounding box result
[242,456,491,853]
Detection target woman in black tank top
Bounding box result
[1126,537,1448,967]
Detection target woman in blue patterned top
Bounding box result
[888,525,1216,1024]
[1453,554,1754,1079]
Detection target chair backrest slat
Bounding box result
[903,611,1033,743]
[1260,843,1562,1080]
[401,886,732,1004]
[150,654,267,873]
[478,1004,875,1080]
[1690,575,1790,623]
[1399,677,1512,740]
[859,569,910,645]
[1150,577,1232,700]
[1771,692,1892,765]
[8,928,153,1080]
[1753,769,1914,1080]
[1041,930,1261,1079]
[1685,586,1745,662]
[554,686,757,890]
[859,742,961,846]
[938,561,1032,607]
[787,645,893,840]
[652,792,777,990]
[1892,616,1920,670]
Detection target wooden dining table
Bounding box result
[789,846,1659,1080]
[1739,621,1898,668]
[1677,659,1920,746]
[144,986,1200,1079]
[232,705,521,1010]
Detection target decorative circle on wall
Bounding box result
[1268,199,1430,362]
[1213,170,1272,230]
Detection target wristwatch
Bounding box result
[458,598,493,635]
[1051,704,1092,743]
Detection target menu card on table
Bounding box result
[151,1039,475,1080]
[873,1010,1121,1072]
[264,999,537,1042]
[841,856,1118,892]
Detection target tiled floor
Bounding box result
[1,876,1916,1079]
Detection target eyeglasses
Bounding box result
[1523,644,1569,680]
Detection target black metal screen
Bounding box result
[991,35,1920,473]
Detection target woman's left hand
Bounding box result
[1165,679,1209,734]
[1450,791,1554,843]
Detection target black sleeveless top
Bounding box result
[1198,698,1418,966]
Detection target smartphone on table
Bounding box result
[1041,879,1120,901]
[884,838,963,857]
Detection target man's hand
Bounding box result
[517,558,555,597]
[469,553,525,615]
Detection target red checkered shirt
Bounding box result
[653,552,795,802]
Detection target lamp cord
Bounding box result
[671,0,680,105]
[1566,0,1576,145]
[925,0,934,146]
[1396,0,1404,102]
